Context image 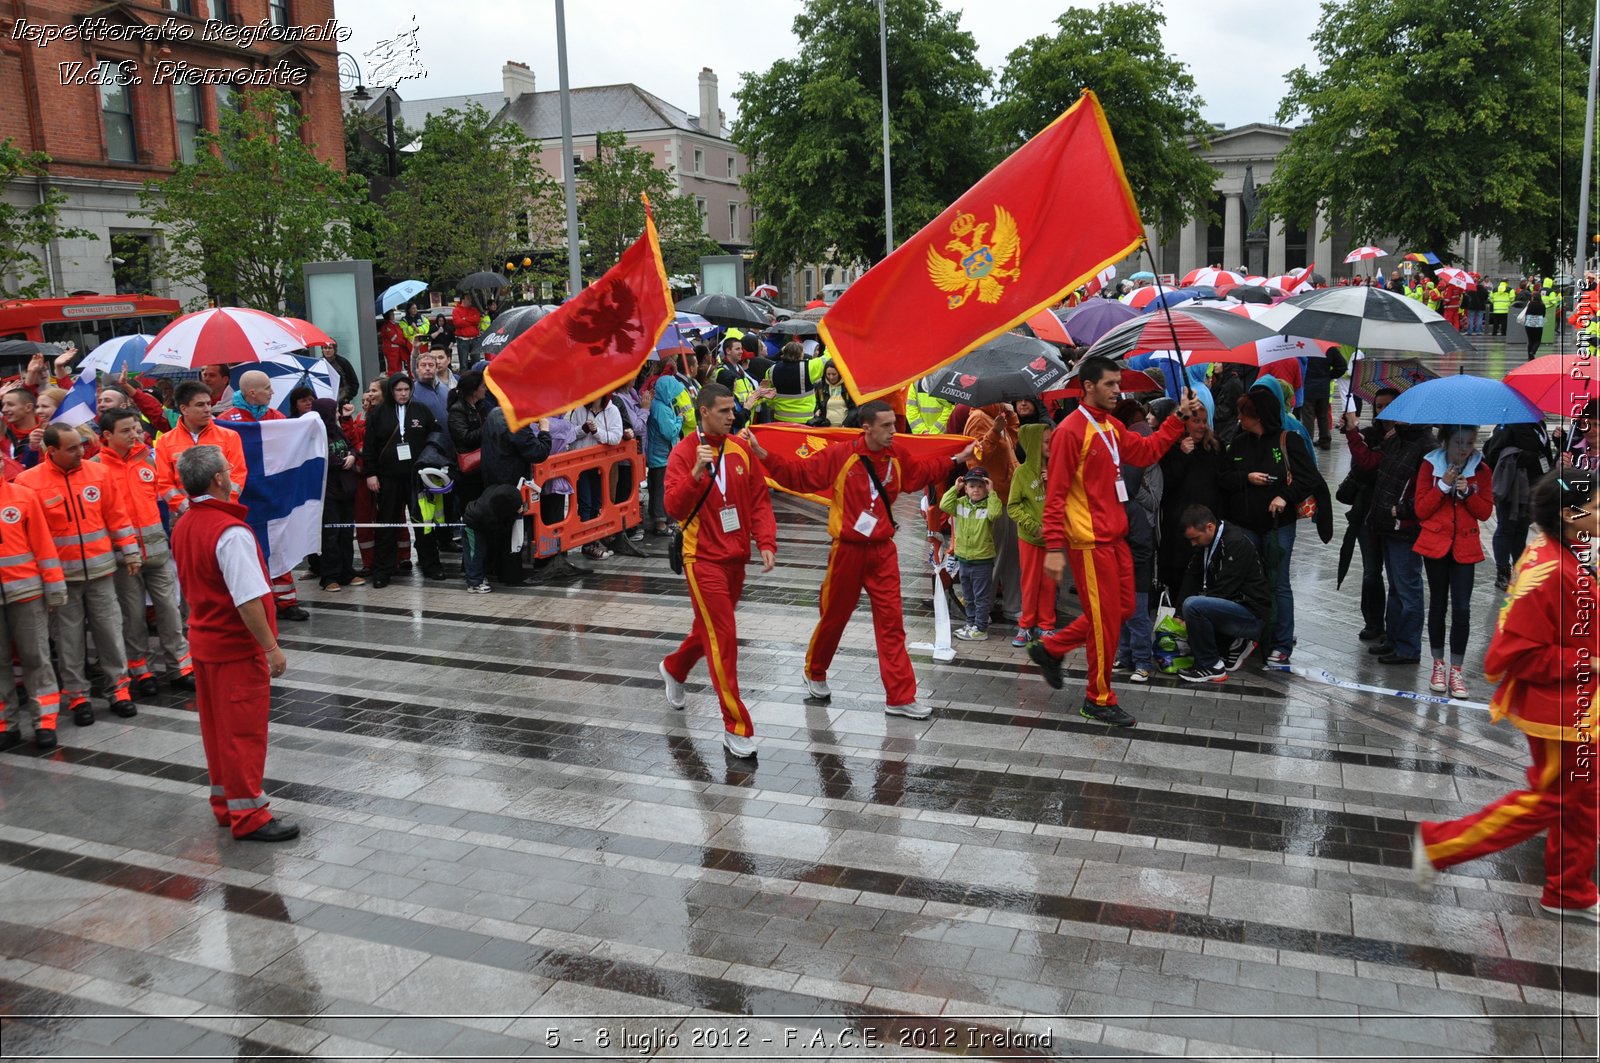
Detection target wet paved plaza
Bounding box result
[1,334,1598,1059]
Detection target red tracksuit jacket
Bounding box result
[664,431,777,565]
[1044,406,1184,551]
[764,436,952,544]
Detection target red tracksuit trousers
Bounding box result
[194,655,274,837]
[1421,735,1599,910]
[1017,540,1058,631]
[664,560,754,737]
[806,539,916,707]
[1040,541,1134,707]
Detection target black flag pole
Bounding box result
[1142,243,1190,404]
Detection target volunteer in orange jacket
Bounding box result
[657,383,778,760]
[1029,357,1198,727]
[155,381,248,516]
[1416,470,1600,921]
[17,424,140,723]
[215,370,307,622]
[749,399,974,719]
[0,462,67,750]
[95,407,195,697]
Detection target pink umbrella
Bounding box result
[1343,245,1389,263]
[143,307,307,369]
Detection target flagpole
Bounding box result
[555,0,583,297]
[878,0,894,256]
[1143,244,1188,402]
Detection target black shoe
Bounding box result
[32,728,55,751]
[1357,628,1384,642]
[237,817,299,843]
[1377,654,1421,665]
[1081,700,1137,728]
[1028,641,1064,689]
[1316,439,1332,450]
[109,696,136,719]
[71,702,94,727]
[422,569,448,581]
[372,577,390,589]
[0,731,22,753]
[278,606,310,622]
[398,562,413,574]
[168,672,196,692]
[1179,664,1227,683]
[134,675,160,699]
[1368,642,1395,656]
[1495,566,1511,591]
[438,539,462,553]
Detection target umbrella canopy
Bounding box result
[1187,335,1325,368]
[280,317,334,348]
[0,339,58,363]
[1138,288,1208,313]
[1343,246,1389,263]
[1261,270,1314,295]
[1057,299,1138,345]
[79,334,153,377]
[377,279,428,315]
[1042,366,1165,401]
[795,304,829,322]
[241,355,337,414]
[675,293,770,329]
[1349,356,1438,404]
[1254,286,1474,356]
[1506,354,1597,415]
[766,318,819,338]
[926,334,1069,406]
[751,283,779,299]
[1378,373,1544,426]
[1181,268,1246,290]
[1435,267,1476,291]
[1228,285,1275,304]
[1024,309,1072,345]
[1085,307,1279,362]
[1402,251,1441,265]
[143,307,306,369]
[475,305,552,359]
[459,271,508,292]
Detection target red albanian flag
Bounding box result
[820,90,1143,400]
[486,204,673,430]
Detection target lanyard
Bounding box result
[1203,521,1225,588]
[699,431,727,496]
[1077,407,1120,468]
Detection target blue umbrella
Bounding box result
[1139,287,1206,313]
[376,280,428,315]
[1377,373,1544,425]
[79,334,152,376]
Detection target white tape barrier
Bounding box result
[1264,662,1491,712]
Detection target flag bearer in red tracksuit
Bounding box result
[94,407,195,697]
[171,444,298,842]
[658,383,778,760]
[0,462,66,750]
[1415,471,1600,920]
[17,424,140,725]
[751,399,974,719]
[1028,357,1198,728]
[216,370,308,621]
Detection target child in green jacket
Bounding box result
[1007,421,1055,646]
[941,467,1002,640]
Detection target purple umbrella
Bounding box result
[1056,299,1138,346]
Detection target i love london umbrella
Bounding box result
[926,334,1070,406]
[1506,354,1598,416]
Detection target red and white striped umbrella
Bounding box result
[1182,267,1247,290]
[1121,286,1166,310]
[144,307,307,369]
[1436,267,1476,291]
[1261,269,1314,295]
[279,316,334,348]
[1342,245,1389,263]
[750,283,779,299]
[1239,274,1269,286]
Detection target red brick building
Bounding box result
[0,0,346,300]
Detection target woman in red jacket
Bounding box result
[1412,425,1494,697]
[1415,470,1600,922]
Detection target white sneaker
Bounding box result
[466,581,492,594]
[954,625,986,641]
[1411,826,1438,888]
[885,702,931,720]
[659,661,686,710]
[1540,902,1600,922]
[722,730,758,759]
[802,671,831,700]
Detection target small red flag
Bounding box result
[485,207,673,430]
[750,424,969,505]
[820,90,1143,399]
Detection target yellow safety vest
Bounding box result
[907,387,953,434]
[765,358,827,423]
[673,381,697,434]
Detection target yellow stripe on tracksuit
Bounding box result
[806,541,842,681]
[1425,739,1562,862]
[683,560,752,736]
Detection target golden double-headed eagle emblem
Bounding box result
[926,206,1021,309]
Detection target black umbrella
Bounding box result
[927,334,1069,406]
[0,339,56,362]
[1085,306,1279,362]
[676,293,770,329]
[459,271,509,292]
[475,305,552,358]
[1229,285,1275,304]
[766,318,819,337]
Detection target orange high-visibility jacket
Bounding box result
[153,418,248,514]
[0,479,66,605]
[94,442,170,562]
[15,458,139,581]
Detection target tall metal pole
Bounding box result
[555,0,582,295]
[878,0,894,257]
[1577,0,1600,289]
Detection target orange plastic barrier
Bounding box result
[528,442,641,558]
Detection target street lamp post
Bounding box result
[341,53,396,180]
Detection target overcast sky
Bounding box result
[336,1,1322,131]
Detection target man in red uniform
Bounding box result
[1029,357,1199,727]
[749,400,973,719]
[171,444,297,842]
[0,461,66,750]
[216,370,309,622]
[658,383,778,759]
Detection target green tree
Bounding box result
[1264,0,1580,271]
[138,88,378,311]
[0,139,96,298]
[382,103,563,290]
[732,0,993,271]
[988,1,1218,240]
[342,103,413,191]
[577,130,718,278]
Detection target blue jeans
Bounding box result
[959,558,994,631]
[463,527,486,586]
[1492,517,1530,570]
[1381,535,1425,659]
[1357,525,1386,633]
[1241,522,1297,654]
[1467,309,1485,334]
[576,468,602,522]
[1182,596,1263,667]
[1117,590,1153,669]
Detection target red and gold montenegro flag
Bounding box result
[486,201,673,430]
[751,424,970,505]
[819,90,1143,400]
